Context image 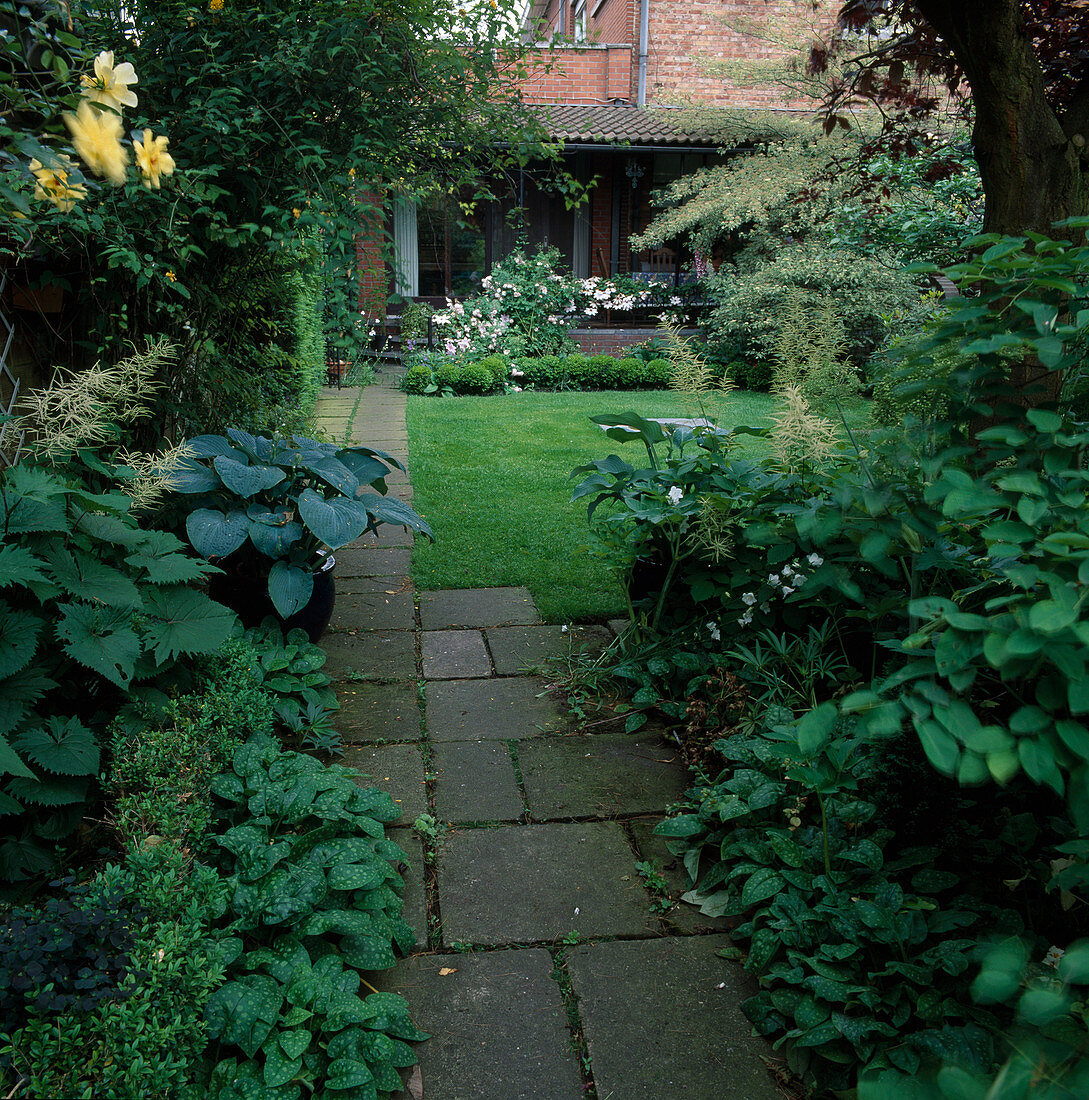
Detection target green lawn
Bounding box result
[406,388,780,623]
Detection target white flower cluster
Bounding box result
[666,484,684,506]
[736,553,823,627]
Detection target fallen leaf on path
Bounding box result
[438,967,457,976]
[407,1065,424,1099]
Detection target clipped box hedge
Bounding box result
[403,353,673,396]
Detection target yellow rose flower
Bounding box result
[29,155,88,213]
[64,101,128,184]
[81,50,138,113]
[134,130,175,189]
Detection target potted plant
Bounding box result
[168,428,431,640]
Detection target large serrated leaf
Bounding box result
[0,546,49,588]
[45,547,142,609]
[297,489,370,550]
[0,604,42,679]
[0,666,57,739]
[126,530,215,584]
[56,602,140,687]
[141,587,237,664]
[12,716,99,776]
[7,772,89,806]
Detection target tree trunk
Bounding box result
[916,0,1088,235]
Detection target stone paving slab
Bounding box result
[335,682,421,743]
[387,827,428,950]
[519,733,690,820]
[344,526,415,549]
[328,590,415,633]
[321,630,416,682]
[437,822,656,944]
[628,818,730,935]
[334,547,413,577]
[419,588,540,630]
[566,936,780,1100]
[432,741,523,824]
[422,630,492,680]
[341,743,427,825]
[486,624,613,676]
[426,678,565,742]
[377,950,583,1100]
[337,575,414,596]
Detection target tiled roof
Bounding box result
[530,104,724,147]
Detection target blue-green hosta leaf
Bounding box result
[338,450,393,486]
[297,489,370,550]
[291,433,335,457]
[186,508,250,560]
[359,493,433,538]
[125,530,215,585]
[186,434,237,457]
[141,587,237,665]
[45,547,142,609]
[302,456,359,497]
[268,561,314,618]
[56,602,140,687]
[227,428,275,461]
[0,605,41,679]
[169,455,221,493]
[0,546,49,588]
[248,509,304,558]
[213,455,286,499]
[12,716,98,776]
[6,772,89,806]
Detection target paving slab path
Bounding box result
[313,371,783,1100]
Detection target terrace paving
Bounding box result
[312,369,783,1100]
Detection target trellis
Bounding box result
[0,271,25,465]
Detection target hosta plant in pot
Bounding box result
[169,429,431,639]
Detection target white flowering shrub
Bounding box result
[431,246,687,360]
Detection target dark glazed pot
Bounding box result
[208,556,336,644]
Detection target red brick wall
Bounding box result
[512,1,836,109]
[517,48,629,104]
[644,0,835,108]
[593,0,633,44]
[355,190,388,317]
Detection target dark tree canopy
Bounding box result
[812,0,1089,234]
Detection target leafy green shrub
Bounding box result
[107,638,276,847]
[657,713,1010,1088]
[1,843,231,1100]
[398,302,433,350]
[401,363,432,395]
[456,362,499,395]
[510,353,675,392]
[705,243,921,368]
[0,451,235,880]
